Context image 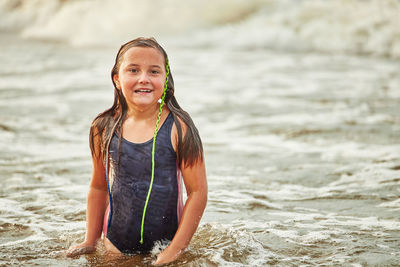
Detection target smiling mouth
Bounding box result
[134,89,153,93]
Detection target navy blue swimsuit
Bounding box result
[104,113,183,253]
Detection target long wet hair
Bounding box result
[89,37,203,168]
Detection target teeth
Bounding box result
[136,89,151,92]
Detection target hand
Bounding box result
[66,241,96,258]
[153,247,182,265]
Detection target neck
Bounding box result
[126,104,161,121]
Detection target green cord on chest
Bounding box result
[140,59,170,244]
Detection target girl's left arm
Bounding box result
[154,142,207,264]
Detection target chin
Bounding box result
[132,100,158,108]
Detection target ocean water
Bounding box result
[0,0,399,266]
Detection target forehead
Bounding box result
[121,46,165,66]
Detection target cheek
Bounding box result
[118,75,133,89]
[155,77,166,91]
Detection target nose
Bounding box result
[138,72,150,84]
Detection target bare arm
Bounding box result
[84,158,108,245]
[66,136,108,257]
[155,121,208,265]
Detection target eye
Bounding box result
[150,70,160,74]
[129,68,138,73]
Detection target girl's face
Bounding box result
[114,47,166,111]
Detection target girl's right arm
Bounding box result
[66,135,108,257]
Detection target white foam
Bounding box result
[0,0,264,46]
[195,222,274,266]
[150,239,171,256]
[323,216,400,231]
[378,199,400,209]
[189,0,400,59]
[1,0,399,58]
[209,189,283,210]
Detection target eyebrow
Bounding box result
[125,64,162,68]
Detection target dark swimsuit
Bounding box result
[103,113,184,253]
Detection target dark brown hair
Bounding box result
[89,37,203,168]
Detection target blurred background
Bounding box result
[0,0,399,266]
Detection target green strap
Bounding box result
[140,59,170,244]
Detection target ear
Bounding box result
[113,74,121,90]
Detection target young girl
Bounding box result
[66,37,207,265]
